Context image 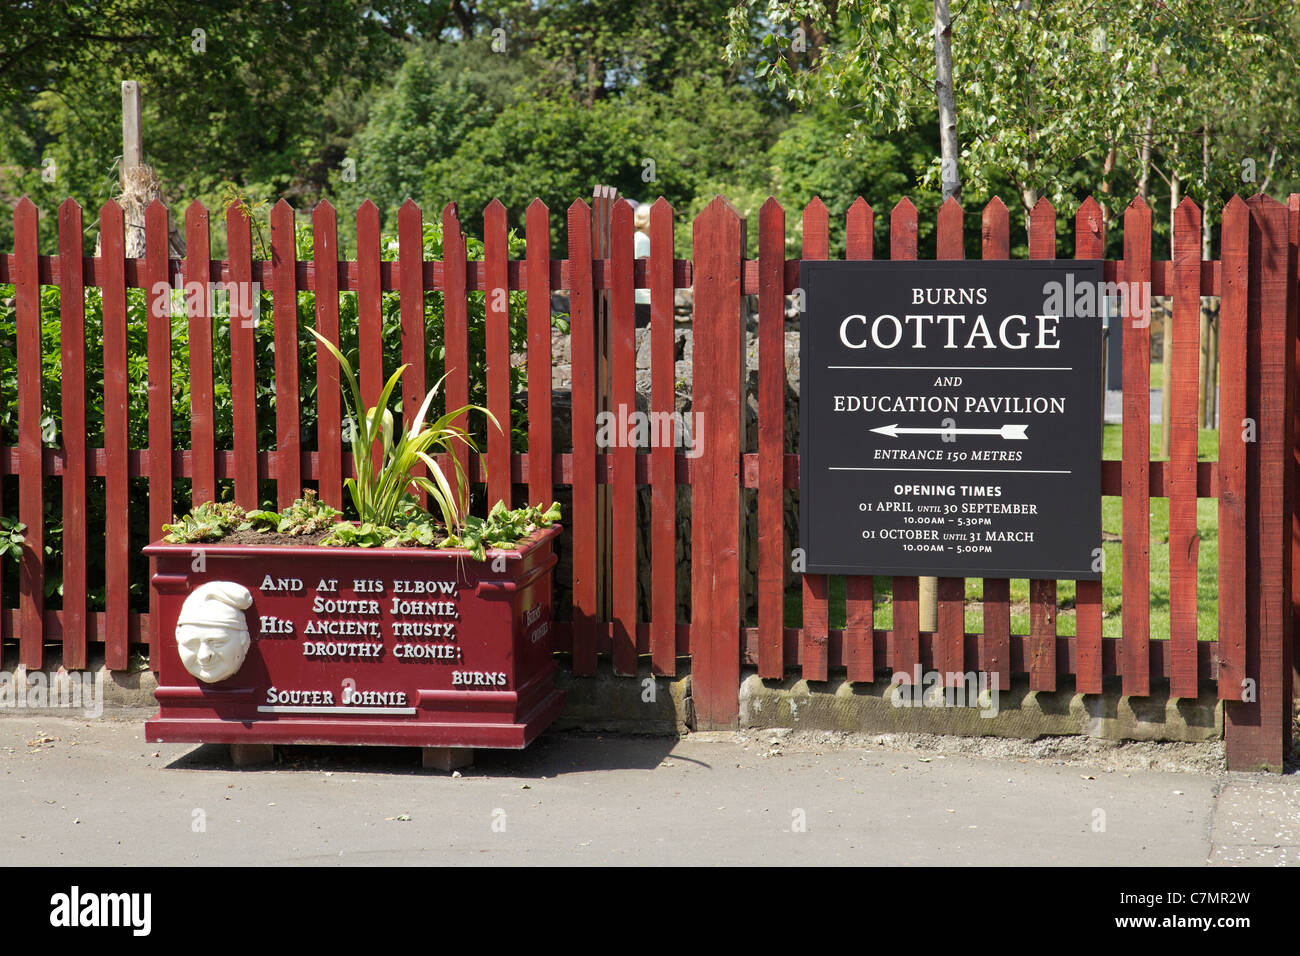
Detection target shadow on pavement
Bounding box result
[161,729,685,777]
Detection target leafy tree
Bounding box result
[0,1,434,249]
[726,0,1287,223]
[423,95,642,243]
[332,38,540,221]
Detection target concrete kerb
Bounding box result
[0,648,1222,745]
[551,661,694,735]
[548,662,1221,744]
[0,647,158,716]
[737,672,1222,743]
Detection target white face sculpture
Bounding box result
[175,582,254,683]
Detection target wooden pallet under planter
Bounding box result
[143,525,564,768]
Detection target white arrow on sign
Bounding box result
[871,423,1029,440]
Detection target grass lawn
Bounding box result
[784,423,1220,641]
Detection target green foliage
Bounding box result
[160,501,246,544]
[437,500,562,561]
[309,327,491,531]
[242,489,339,536]
[319,521,394,549]
[0,516,25,562]
[333,38,538,219]
[317,500,560,555]
[0,2,440,251]
[424,94,642,241]
[727,0,1296,222]
[490,0,744,101]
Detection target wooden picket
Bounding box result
[1073,197,1105,696]
[1217,197,1248,701]
[14,198,42,669]
[649,197,677,676]
[59,199,87,672]
[1121,197,1152,697]
[227,202,258,510]
[842,198,875,685]
[889,198,920,683]
[1170,198,1201,699]
[567,199,598,676]
[143,199,172,668]
[272,200,301,510]
[757,197,786,681]
[484,199,511,512]
[312,201,344,510]
[800,197,830,683]
[358,201,385,474]
[1027,197,1058,692]
[99,200,127,672]
[980,198,1013,690]
[0,190,1292,769]
[184,200,216,508]
[525,199,553,508]
[609,200,638,676]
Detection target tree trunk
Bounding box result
[1100,146,1116,232]
[1137,65,1158,201]
[934,0,960,202]
[920,0,961,633]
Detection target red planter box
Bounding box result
[144,525,564,751]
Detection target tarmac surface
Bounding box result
[3,713,1297,866]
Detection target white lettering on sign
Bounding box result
[391,621,456,638]
[341,686,407,706]
[390,597,458,617]
[391,579,458,595]
[260,575,304,592]
[452,671,508,687]
[394,643,462,660]
[311,596,380,615]
[302,641,384,658]
[259,615,295,635]
[302,619,381,636]
[265,687,335,705]
[249,574,516,707]
[837,313,1062,351]
[911,286,988,305]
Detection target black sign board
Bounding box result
[799,260,1104,580]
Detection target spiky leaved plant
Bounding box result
[309,328,496,532]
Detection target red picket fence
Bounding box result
[0,190,1294,770]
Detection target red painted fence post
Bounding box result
[1225,194,1295,771]
[14,199,43,669]
[691,197,745,728]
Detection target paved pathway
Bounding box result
[1,715,1291,866]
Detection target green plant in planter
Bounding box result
[243,489,340,536]
[437,500,563,561]
[161,501,247,543]
[309,327,495,532]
